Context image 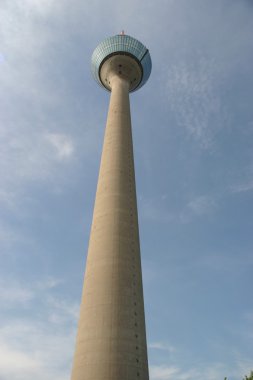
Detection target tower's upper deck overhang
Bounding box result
[91,34,152,92]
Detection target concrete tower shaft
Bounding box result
[71,35,151,380]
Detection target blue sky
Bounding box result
[0,0,253,379]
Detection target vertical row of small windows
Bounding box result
[123,114,141,380]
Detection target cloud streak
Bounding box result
[166,58,228,149]
[0,277,77,380]
[149,342,176,353]
[45,133,74,159]
[149,362,247,380]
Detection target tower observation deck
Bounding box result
[71,34,152,380]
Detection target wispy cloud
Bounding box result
[0,341,41,375]
[19,0,56,15]
[229,161,253,194]
[0,1,77,196]
[194,251,253,274]
[1,118,78,202]
[0,277,79,318]
[45,133,74,160]
[0,320,74,380]
[149,342,176,353]
[187,195,217,216]
[0,277,77,380]
[179,194,217,223]
[150,365,179,380]
[139,194,217,225]
[0,222,32,249]
[149,362,242,380]
[0,281,34,305]
[139,196,174,223]
[46,296,79,323]
[36,277,63,290]
[230,180,253,194]
[166,58,228,149]
[0,277,64,308]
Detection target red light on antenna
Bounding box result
[120,30,125,35]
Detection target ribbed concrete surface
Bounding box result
[71,75,149,380]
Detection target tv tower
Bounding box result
[71,34,152,380]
